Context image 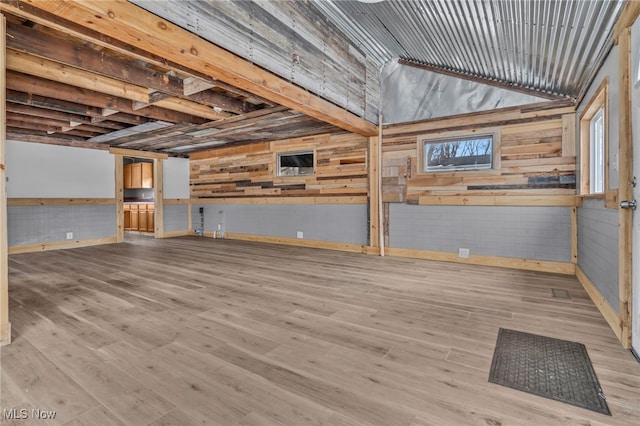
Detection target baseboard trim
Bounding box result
[211,232,370,254]
[8,237,117,254]
[576,265,623,343]
[385,247,576,275]
[162,230,194,238]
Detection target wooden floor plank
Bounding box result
[1,236,639,425]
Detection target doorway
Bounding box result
[123,157,155,239]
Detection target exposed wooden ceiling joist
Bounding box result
[0,0,378,137]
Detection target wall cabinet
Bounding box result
[124,204,154,232]
[124,162,153,189]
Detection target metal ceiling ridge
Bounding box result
[397,57,573,101]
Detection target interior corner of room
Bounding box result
[1,1,640,424]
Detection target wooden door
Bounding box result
[139,205,147,232]
[123,163,133,189]
[130,205,139,231]
[141,162,153,188]
[123,204,131,230]
[147,205,155,232]
[131,163,142,188]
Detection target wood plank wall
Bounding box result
[381,103,577,204]
[190,133,369,200]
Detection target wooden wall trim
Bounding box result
[618,27,633,348]
[108,147,169,160]
[161,230,193,238]
[417,195,577,207]
[154,159,164,239]
[8,237,117,254]
[0,13,10,345]
[115,154,124,243]
[576,266,623,342]
[163,199,191,205]
[386,247,576,275]
[368,135,380,251]
[211,232,371,254]
[192,196,367,205]
[7,198,117,206]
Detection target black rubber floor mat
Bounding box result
[488,328,610,415]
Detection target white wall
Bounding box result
[163,157,190,199]
[6,141,115,198]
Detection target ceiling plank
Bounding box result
[7,130,110,150]
[6,89,146,126]
[5,20,255,114]
[6,49,228,121]
[3,0,378,136]
[1,2,276,107]
[7,48,150,103]
[6,70,208,124]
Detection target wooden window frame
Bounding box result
[579,78,609,198]
[417,128,501,177]
[275,149,316,177]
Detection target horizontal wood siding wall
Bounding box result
[382,104,577,204]
[190,133,368,200]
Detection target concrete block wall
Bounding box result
[577,198,619,313]
[8,205,116,247]
[389,204,572,263]
[163,204,190,233]
[190,203,368,245]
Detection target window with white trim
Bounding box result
[423,135,493,172]
[579,79,607,195]
[589,107,605,194]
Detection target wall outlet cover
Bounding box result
[66,232,74,240]
[296,231,304,239]
[458,248,470,258]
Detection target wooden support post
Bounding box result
[0,14,11,345]
[368,135,380,252]
[378,114,385,256]
[155,160,164,239]
[618,27,633,349]
[115,154,124,243]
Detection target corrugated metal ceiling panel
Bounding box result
[311,0,625,99]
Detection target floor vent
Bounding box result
[551,288,571,299]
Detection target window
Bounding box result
[579,78,607,195]
[589,107,605,194]
[423,135,493,172]
[277,151,314,176]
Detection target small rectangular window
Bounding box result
[589,107,605,194]
[423,135,493,172]
[277,151,314,176]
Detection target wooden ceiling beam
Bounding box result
[1,0,378,136]
[7,49,229,121]
[7,48,150,103]
[6,102,92,126]
[6,130,108,150]
[6,111,109,133]
[1,2,274,107]
[6,20,255,115]
[6,70,208,125]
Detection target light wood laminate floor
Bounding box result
[2,237,640,425]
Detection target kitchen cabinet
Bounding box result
[124,162,153,189]
[124,204,131,229]
[124,203,154,232]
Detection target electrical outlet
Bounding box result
[458,248,470,258]
[66,232,74,240]
[296,231,303,239]
[217,224,222,230]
